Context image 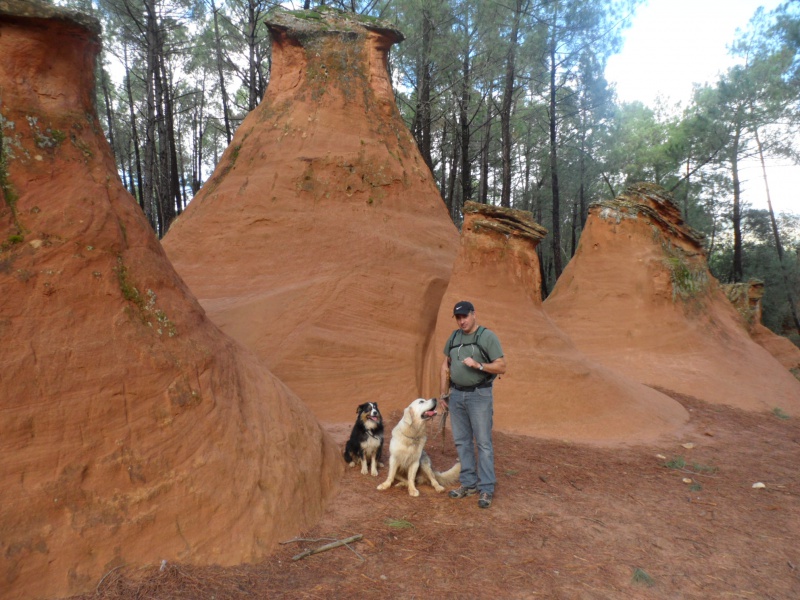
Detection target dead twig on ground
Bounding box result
[96,564,126,593]
[280,537,336,545]
[292,534,364,561]
[689,499,718,507]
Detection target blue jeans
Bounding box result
[449,386,495,494]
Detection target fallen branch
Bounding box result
[689,499,717,507]
[280,537,336,545]
[96,564,126,593]
[292,534,363,561]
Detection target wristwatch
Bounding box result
[478,363,484,371]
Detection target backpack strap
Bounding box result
[448,326,496,384]
[473,326,491,363]
[474,326,496,383]
[446,329,458,354]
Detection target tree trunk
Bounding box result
[683,154,691,222]
[479,87,492,204]
[153,29,172,238]
[447,126,459,218]
[522,120,532,212]
[500,0,523,208]
[539,247,550,299]
[754,126,800,334]
[459,52,472,205]
[159,50,180,234]
[122,43,144,210]
[247,0,259,111]
[548,25,563,278]
[126,151,135,197]
[193,73,207,194]
[569,199,578,259]
[142,0,159,232]
[731,122,743,282]
[99,68,118,164]
[212,0,232,145]
[578,125,587,231]
[413,7,434,173]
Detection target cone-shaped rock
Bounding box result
[544,183,800,413]
[723,280,800,372]
[0,3,339,598]
[426,202,688,442]
[163,7,458,422]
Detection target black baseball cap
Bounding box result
[453,301,475,316]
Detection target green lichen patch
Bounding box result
[0,137,25,246]
[70,131,94,160]
[114,257,177,337]
[302,32,369,103]
[26,116,66,149]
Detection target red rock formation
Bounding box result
[162,7,458,422]
[723,280,800,372]
[544,183,800,413]
[425,202,688,443]
[0,3,340,598]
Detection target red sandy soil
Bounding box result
[67,389,800,600]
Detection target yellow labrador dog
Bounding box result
[377,398,460,497]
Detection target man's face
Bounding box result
[455,310,477,334]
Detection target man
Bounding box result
[440,300,506,509]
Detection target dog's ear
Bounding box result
[402,406,413,425]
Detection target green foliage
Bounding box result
[772,407,790,420]
[631,568,655,587]
[663,456,686,470]
[0,123,24,245]
[663,455,718,474]
[663,252,709,302]
[385,517,414,529]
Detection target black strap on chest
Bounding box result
[446,326,496,383]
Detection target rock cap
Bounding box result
[0,0,100,35]
[464,200,548,243]
[591,182,705,253]
[266,5,403,42]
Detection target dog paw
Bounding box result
[432,484,445,492]
[370,470,378,477]
[376,482,390,491]
[361,467,369,475]
[408,488,420,497]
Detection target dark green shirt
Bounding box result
[444,328,503,387]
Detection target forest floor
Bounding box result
[69,389,800,600]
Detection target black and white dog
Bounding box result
[343,402,384,476]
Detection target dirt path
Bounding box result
[70,390,800,599]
